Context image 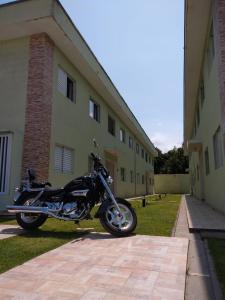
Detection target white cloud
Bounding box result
[151,132,182,153]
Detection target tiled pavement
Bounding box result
[0,225,23,240]
[185,195,225,231]
[0,233,188,299]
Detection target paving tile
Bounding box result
[0,233,188,299]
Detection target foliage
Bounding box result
[154,147,188,174]
[0,194,181,274]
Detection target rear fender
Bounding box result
[14,191,41,205]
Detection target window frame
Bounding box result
[136,143,139,154]
[213,126,224,170]
[0,133,12,195]
[119,128,126,143]
[57,66,76,103]
[89,98,100,123]
[204,147,210,175]
[129,136,133,149]
[120,167,126,182]
[54,144,74,174]
[108,115,116,136]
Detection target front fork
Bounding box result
[98,173,122,215]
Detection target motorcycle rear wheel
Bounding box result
[100,198,137,237]
[16,197,48,230]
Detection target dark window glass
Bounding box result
[129,137,133,149]
[204,148,210,175]
[67,77,75,102]
[136,143,139,154]
[120,168,126,182]
[108,115,116,136]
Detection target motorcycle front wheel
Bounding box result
[100,198,137,237]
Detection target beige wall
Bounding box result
[189,40,225,213]
[154,174,190,194]
[0,37,29,210]
[48,47,154,198]
[0,36,155,210]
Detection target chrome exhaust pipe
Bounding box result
[7,205,50,214]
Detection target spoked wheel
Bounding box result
[16,198,47,230]
[100,198,137,237]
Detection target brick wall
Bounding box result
[214,0,225,152]
[22,33,54,181]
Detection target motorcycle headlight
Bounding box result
[107,176,113,185]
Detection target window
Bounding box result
[145,153,148,162]
[58,67,76,102]
[108,115,116,136]
[213,126,224,169]
[120,168,126,182]
[149,156,151,164]
[141,149,144,159]
[196,102,200,126]
[142,175,145,184]
[89,99,100,122]
[200,80,205,107]
[120,128,126,143]
[88,155,93,173]
[196,165,199,181]
[55,145,73,173]
[136,173,140,184]
[204,148,210,175]
[129,136,133,149]
[207,23,215,72]
[0,134,11,194]
[130,170,134,183]
[136,143,139,154]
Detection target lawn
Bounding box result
[207,238,225,297]
[0,194,181,274]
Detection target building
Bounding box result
[184,0,225,213]
[0,0,157,210]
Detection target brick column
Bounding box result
[22,33,54,181]
[214,0,225,153]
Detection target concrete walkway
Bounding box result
[185,195,225,232]
[0,225,23,240]
[174,196,223,300]
[0,233,188,299]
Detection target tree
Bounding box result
[154,147,188,174]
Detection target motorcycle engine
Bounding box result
[62,200,86,219]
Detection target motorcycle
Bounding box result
[7,142,137,237]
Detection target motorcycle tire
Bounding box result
[15,196,48,230]
[100,198,137,237]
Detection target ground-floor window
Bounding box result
[213,126,224,169]
[120,167,126,182]
[0,133,12,194]
[130,170,134,183]
[204,147,210,175]
[54,145,74,174]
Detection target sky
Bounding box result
[0,0,184,153]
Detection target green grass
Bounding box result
[0,194,181,274]
[207,238,225,297]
